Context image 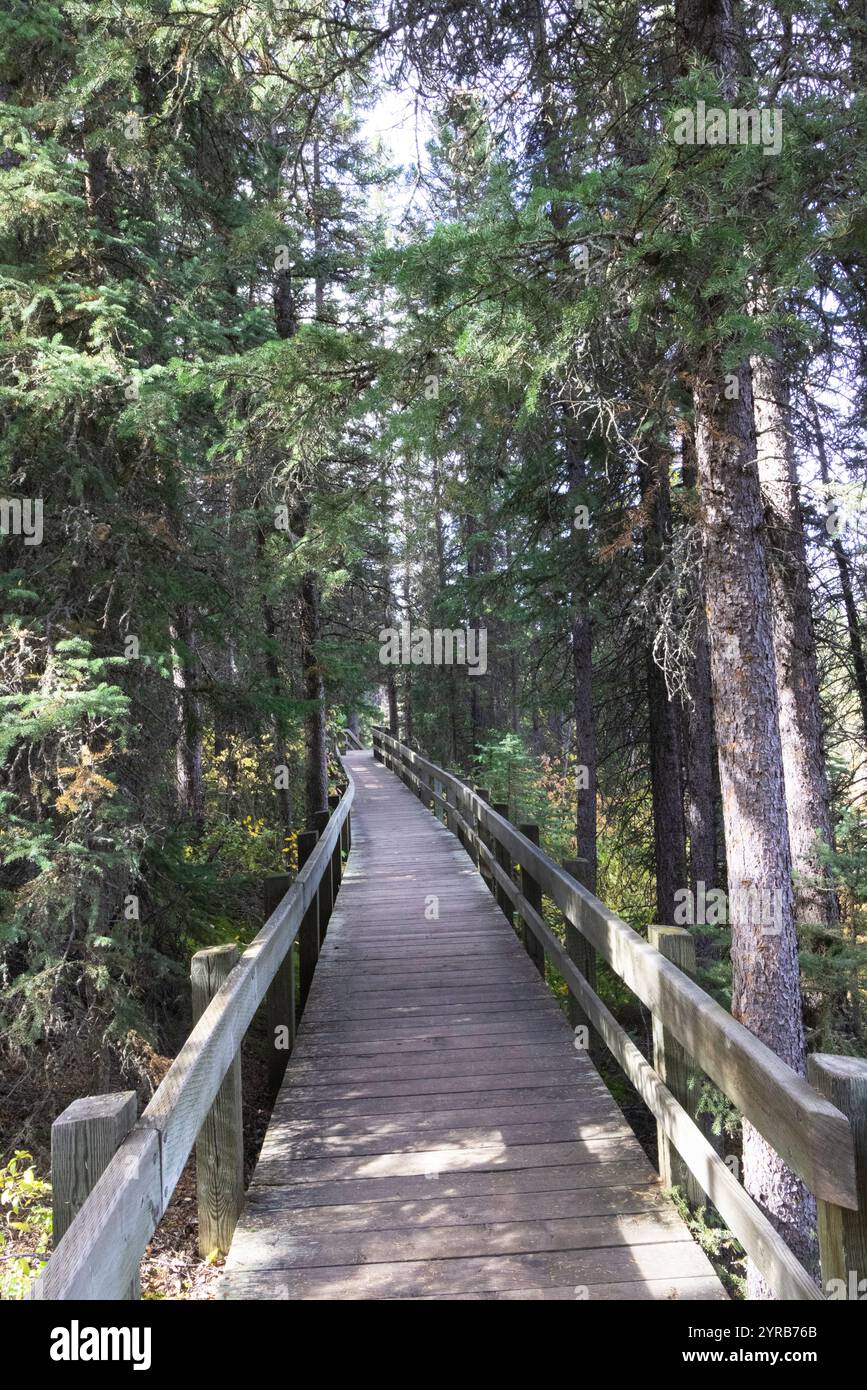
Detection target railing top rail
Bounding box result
[342,727,365,751]
[371,726,857,1211]
[33,774,355,1300]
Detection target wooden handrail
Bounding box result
[371,726,855,1208]
[372,725,863,1300]
[32,773,355,1301]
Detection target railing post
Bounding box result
[328,792,343,895]
[475,788,492,889]
[562,858,599,1061]
[450,783,464,849]
[648,925,702,1207]
[313,809,333,942]
[297,828,320,1010]
[373,729,383,763]
[191,944,244,1257]
[492,803,514,925]
[807,1054,867,1297]
[420,767,434,811]
[263,872,294,1096]
[518,823,545,978]
[51,1092,140,1299]
[461,786,479,865]
[341,805,351,858]
[442,782,455,837]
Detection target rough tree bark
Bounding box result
[258,553,293,834]
[752,333,838,936]
[675,0,817,1295]
[571,617,597,894]
[641,451,688,922]
[465,511,490,759]
[300,568,329,823]
[403,485,414,746]
[170,605,204,825]
[566,415,597,893]
[681,430,718,894]
[694,363,817,1287]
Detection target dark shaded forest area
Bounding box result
[1,0,866,1305]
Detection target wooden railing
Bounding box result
[32,771,354,1300]
[372,725,867,1302]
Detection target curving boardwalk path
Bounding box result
[218,750,725,1300]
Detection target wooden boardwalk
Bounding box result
[218,750,725,1300]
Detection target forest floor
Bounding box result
[0,1023,274,1301]
[140,1033,273,1300]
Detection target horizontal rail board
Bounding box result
[373,728,857,1211]
[33,777,354,1300]
[483,865,821,1300]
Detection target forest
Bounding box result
[1,0,867,1312]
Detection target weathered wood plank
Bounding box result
[238,1182,668,1232]
[32,1128,161,1301]
[227,1208,693,1271]
[219,1241,720,1300]
[275,1084,606,1119]
[50,1092,140,1301]
[376,730,856,1208]
[218,749,723,1302]
[247,1158,659,1204]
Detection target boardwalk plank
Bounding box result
[226,1209,693,1270]
[218,750,724,1301]
[237,1183,670,1232]
[219,1245,724,1300]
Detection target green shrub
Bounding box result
[0,1151,51,1300]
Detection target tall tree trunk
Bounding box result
[404,667,414,747]
[675,0,816,1294]
[387,669,399,738]
[432,461,458,761]
[383,546,400,738]
[647,647,687,922]
[465,512,490,759]
[170,605,204,825]
[566,425,597,894]
[403,485,414,746]
[681,431,718,895]
[752,336,838,934]
[693,362,817,1287]
[312,136,326,321]
[255,520,293,832]
[571,613,597,894]
[684,611,718,892]
[275,213,327,826]
[261,586,293,833]
[640,452,687,923]
[300,569,328,823]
